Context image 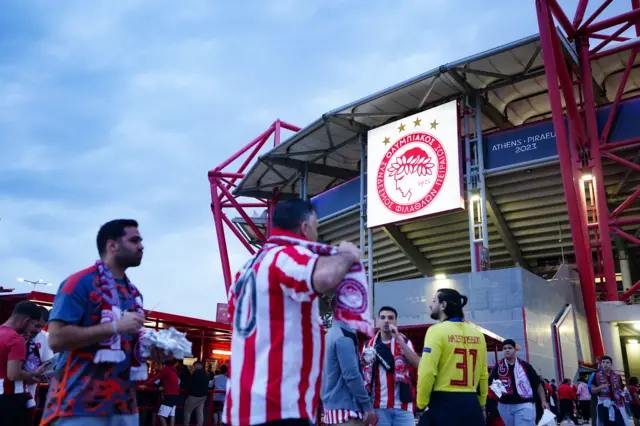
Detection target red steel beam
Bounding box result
[210,182,233,292]
[589,33,630,42]
[588,217,640,228]
[611,227,640,246]
[584,8,640,34]
[602,152,640,173]
[601,137,640,151]
[621,279,640,302]
[579,37,619,301]
[580,0,613,30]
[217,182,267,243]
[610,187,640,219]
[590,22,633,55]
[537,0,606,357]
[573,0,589,28]
[600,50,637,143]
[590,39,640,60]
[214,123,275,172]
[220,212,256,255]
[548,0,577,36]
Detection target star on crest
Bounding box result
[398,123,406,132]
[430,120,439,129]
[414,117,422,127]
[383,137,390,146]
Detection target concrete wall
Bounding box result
[521,267,586,381]
[624,341,640,379]
[374,268,526,351]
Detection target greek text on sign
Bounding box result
[367,100,464,228]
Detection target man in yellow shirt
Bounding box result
[416,288,488,426]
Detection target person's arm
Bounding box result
[47,276,143,353]
[392,328,420,368]
[312,242,362,293]
[143,367,165,387]
[588,373,608,395]
[526,363,548,408]
[334,337,373,413]
[416,327,442,409]
[6,336,44,381]
[478,342,488,407]
[275,243,361,301]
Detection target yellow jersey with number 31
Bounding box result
[416,318,488,409]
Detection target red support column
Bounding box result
[536,0,606,357]
[578,38,619,301]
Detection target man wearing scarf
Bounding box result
[362,306,420,426]
[588,356,629,426]
[489,339,549,426]
[40,219,147,426]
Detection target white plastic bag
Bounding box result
[537,409,556,426]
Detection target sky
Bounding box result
[0,0,621,320]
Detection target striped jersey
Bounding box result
[363,337,416,411]
[323,409,363,424]
[416,318,488,409]
[0,325,27,395]
[223,229,324,426]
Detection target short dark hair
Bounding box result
[97,219,139,256]
[378,306,398,318]
[220,364,228,375]
[563,378,571,384]
[601,355,613,363]
[193,361,203,367]
[629,377,638,386]
[39,306,50,322]
[271,200,315,232]
[502,339,517,350]
[12,301,42,321]
[436,288,468,319]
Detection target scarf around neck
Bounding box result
[362,332,411,394]
[94,260,147,381]
[595,369,623,402]
[497,357,533,399]
[266,229,373,337]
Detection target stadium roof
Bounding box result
[229,31,640,283]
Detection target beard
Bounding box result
[117,251,143,268]
[429,310,439,320]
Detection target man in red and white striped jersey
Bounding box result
[362,307,420,426]
[224,200,363,426]
[0,301,47,426]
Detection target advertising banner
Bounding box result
[366,100,464,228]
[216,303,230,324]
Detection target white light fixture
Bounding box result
[17,277,52,290]
[470,194,481,202]
[435,273,447,280]
[212,349,232,356]
[629,339,638,345]
[581,170,593,181]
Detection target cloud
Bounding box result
[1,0,553,320]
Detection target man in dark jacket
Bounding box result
[184,361,209,426]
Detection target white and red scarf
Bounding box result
[94,260,147,381]
[263,229,373,337]
[362,332,411,394]
[496,358,533,399]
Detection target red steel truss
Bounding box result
[536,0,640,358]
[208,120,300,293]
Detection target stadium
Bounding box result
[209,0,640,383]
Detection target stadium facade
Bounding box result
[208,1,640,381]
